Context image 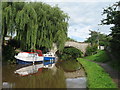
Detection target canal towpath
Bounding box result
[84,58,120,88]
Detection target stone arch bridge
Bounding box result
[50,41,90,55]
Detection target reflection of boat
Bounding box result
[15,50,44,64]
[3,82,14,88]
[14,63,55,76]
[14,64,43,76]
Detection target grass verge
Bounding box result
[77,58,117,88]
[85,50,110,62]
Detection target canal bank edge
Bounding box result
[77,58,117,88]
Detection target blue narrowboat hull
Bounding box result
[43,61,55,65]
[44,57,55,60]
[16,59,43,64]
[43,57,55,65]
[16,57,55,64]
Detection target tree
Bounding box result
[15,3,38,50]
[57,47,83,61]
[2,2,69,51]
[85,44,98,56]
[85,30,111,47]
[101,1,120,56]
[2,2,25,44]
[67,37,76,42]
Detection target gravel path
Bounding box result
[84,59,120,88]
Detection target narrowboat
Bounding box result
[14,50,56,64]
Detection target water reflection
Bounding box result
[3,82,14,88]
[2,64,87,88]
[2,64,66,88]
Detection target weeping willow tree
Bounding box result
[32,3,69,51]
[2,2,16,41]
[2,2,25,43]
[15,3,38,50]
[2,2,69,51]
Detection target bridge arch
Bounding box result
[65,41,90,54]
[50,41,90,55]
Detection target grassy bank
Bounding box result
[85,50,110,62]
[85,50,120,72]
[56,60,80,72]
[77,58,117,88]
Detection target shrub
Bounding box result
[85,44,98,56]
[8,39,20,49]
[2,45,16,63]
[85,50,110,62]
[58,47,83,61]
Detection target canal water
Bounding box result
[2,64,87,88]
[66,77,86,88]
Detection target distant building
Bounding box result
[5,37,11,41]
[98,46,104,50]
[4,36,12,45]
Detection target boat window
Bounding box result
[28,54,36,57]
[49,55,52,56]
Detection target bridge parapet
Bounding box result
[65,41,90,54]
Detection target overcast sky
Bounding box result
[27,0,119,42]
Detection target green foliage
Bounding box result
[57,47,83,61]
[85,30,111,47]
[2,2,69,51]
[8,39,20,49]
[56,60,80,71]
[15,3,38,50]
[78,58,117,88]
[85,30,99,46]
[2,2,25,42]
[85,44,98,56]
[85,50,110,62]
[101,1,120,56]
[67,37,76,42]
[2,45,15,62]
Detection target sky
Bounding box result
[27,0,119,42]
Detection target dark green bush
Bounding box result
[85,45,98,56]
[85,50,110,62]
[2,45,16,63]
[57,47,83,61]
[8,39,20,49]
